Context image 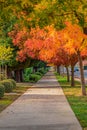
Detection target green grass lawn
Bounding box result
[55,73,87,129]
[0,83,32,113]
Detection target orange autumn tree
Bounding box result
[8,25,29,62]
[64,22,87,95]
[44,24,87,90]
[69,54,78,87]
[23,25,58,63]
[9,22,87,95]
[53,25,87,88]
[9,24,59,63]
[49,45,78,86]
[50,46,70,82]
[9,25,46,61]
[48,29,78,85]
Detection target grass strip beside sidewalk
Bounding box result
[55,73,87,129]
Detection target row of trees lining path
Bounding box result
[0,0,87,95]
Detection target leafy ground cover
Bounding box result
[0,83,32,113]
[55,73,87,129]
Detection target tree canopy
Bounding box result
[0,0,87,95]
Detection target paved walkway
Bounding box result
[0,71,82,130]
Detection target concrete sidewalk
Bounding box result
[0,71,82,130]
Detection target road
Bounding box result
[74,70,87,79]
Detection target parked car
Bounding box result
[70,68,79,72]
[74,68,79,72]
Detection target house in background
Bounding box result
[83,60,87,70]
[75,60,87,70]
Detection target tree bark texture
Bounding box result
[71,65,75,87]
[57,66,60,75]
[20,69,24,82]
[66,66,70,82]
[15,70,21,82]
[78,51,86,95]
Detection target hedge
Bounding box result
[39,69,46,74]
[35,72,43,76]
[1,80,13,93]
[29,74,41,82]
[0,84,5,98]
[8,79,16,89]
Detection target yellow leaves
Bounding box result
[34,0,48,11]
[45,24,55,36]
[0,46,13,62]
[21,0,33,8]
[63,21,87,55]
[79,38,87,51]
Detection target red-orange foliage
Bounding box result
[8,25,29,48]
[9,22,87,65]
[9,21,87,95]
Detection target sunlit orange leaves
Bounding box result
[64,21,87,54]
[9,21,87,66]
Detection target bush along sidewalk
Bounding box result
[0,84,5,98]
[0,79,16,98]
[23,67,49,82]
[1,79,16,93]
[55,72,87,129]
[29,74,41,82]
[29,69,49,83]
[0,80,31,113]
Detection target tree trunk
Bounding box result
[5,65,7,79]
[7,68,12,79]
[15,70,21,82]
[20,69,23,82]
[71,65,75,87]
[66,66,70,82]
[1,65,4,80]
[78,51,86,95]
[57,66,60,75]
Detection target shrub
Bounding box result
[0,84,5,98]
[35,72,43,76]
[24,76,30,82]
[38,69,45,74]
[24,67,33,82]
[29,74,41,82]
[0,74,5,80]
[1,80,13,93]
[8,79,16,89]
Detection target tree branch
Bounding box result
[55,12,74,17]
